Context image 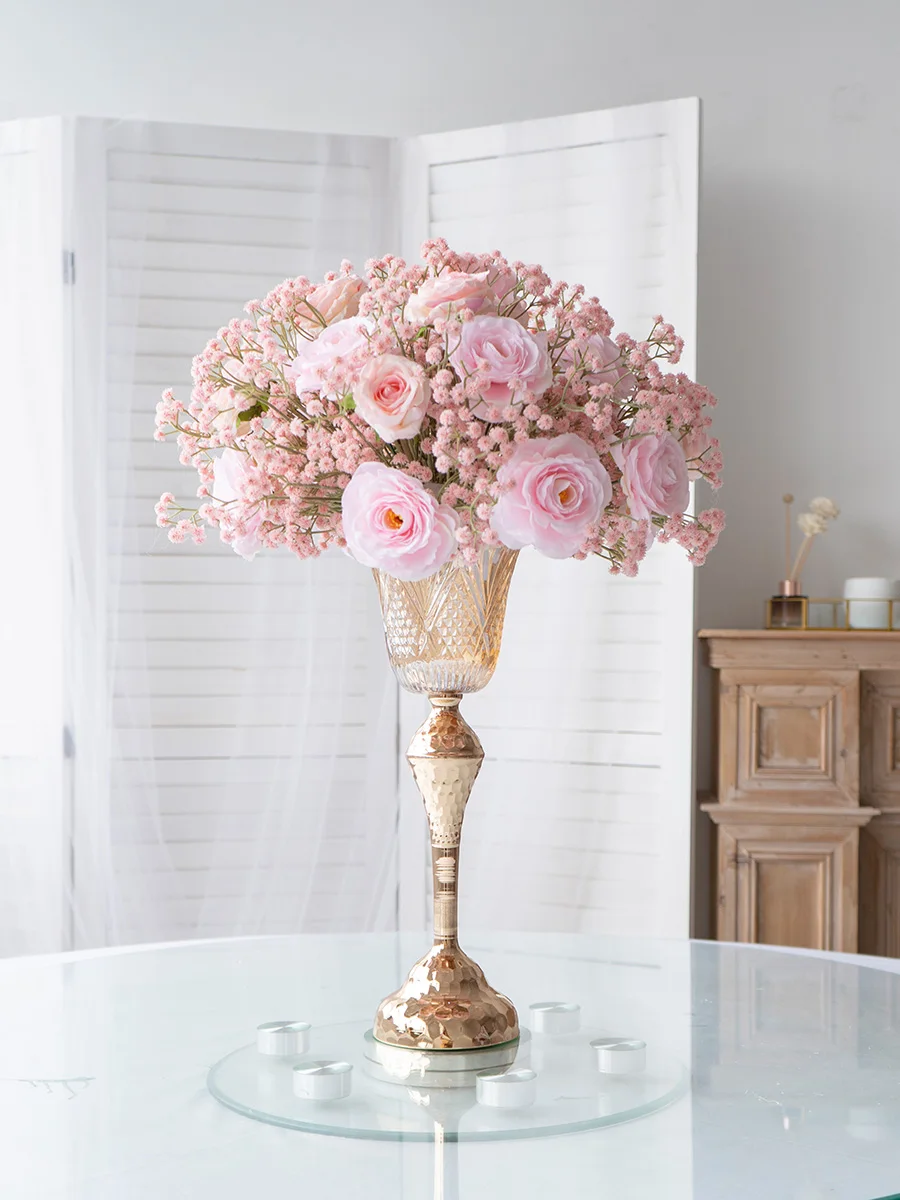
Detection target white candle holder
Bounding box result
[591,1037,646,1074]
[476,1068,537,1109]
[256,1020,311,1056]
[293,1060,353,1101]
[844,578,900,630]
[529,1001,581,1035]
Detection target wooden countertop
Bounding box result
[699,629,900,669]
[699,629,900,639]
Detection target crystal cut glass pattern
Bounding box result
[375,547,518,694]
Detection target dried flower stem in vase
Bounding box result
[789,496,840,584]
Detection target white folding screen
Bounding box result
[0,120,68,953]
[398,101,700,939]
[61,120,399,947]
[0,100,699,953]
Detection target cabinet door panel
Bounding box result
[861,672,900,803]
[860,817,900,956]
[719,671,859,806]
[718,824,858,952]
[746,851,829,948]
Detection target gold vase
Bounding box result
[372,545,519,1050]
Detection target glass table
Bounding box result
[0,931,898,1199]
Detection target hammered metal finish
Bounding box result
[373,552,520,1052]
[373,940,519,1050]
[375,546,518,694]
[408,698,483,849]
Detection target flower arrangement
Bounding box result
[155,240,723,580]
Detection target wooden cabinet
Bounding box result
[699,631,900,954]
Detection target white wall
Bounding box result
[4,0,897,627]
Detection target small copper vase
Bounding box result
[372,545,519,1051]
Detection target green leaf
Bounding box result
[236,400,267,422]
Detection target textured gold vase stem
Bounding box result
[432,843,459,943]
[407,693,482,946]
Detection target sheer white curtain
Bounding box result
[0,117,394,951]
[88,119,400,946]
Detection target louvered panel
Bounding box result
[108,180,373,222]
[111,880,370,918]
[117,609,364,640]
[111,637,368,670]
[108,238,312,275]
[112,666,367,698]
[109,758,367,791]
[114,578,365,609]
[111,865,366,898]
[112,754,367,787]
[407,102,699,940]
[120,784,367,815]
[108,268,295,305]
[107,324,235,356]
[108,883,369,930]
[111,437,201,469]
[111,835,368,872]
[113,693,368,726]
[115,554,354,585]
[103,121,392,944]
[112,724,367,759]
[107,209,333,250]
[429,137,665,192]
[107,149,374,191]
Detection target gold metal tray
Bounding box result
[766,596,900,631]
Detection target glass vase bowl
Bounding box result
[374,546,519,695]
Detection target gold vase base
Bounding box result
[372,940,519,1051]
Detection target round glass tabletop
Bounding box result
[206,1019,688,1140]
[0,932,898,1199]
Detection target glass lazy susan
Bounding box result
[207,1018,687,1142]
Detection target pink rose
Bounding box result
[564,334,635,400]
[354,353,430,443]
[289,317,369,395]
[213,449,263,560]
[342,462,458,581]
[405,271,492,325]
[450,315,553,420]
[490,434,612,559]
[616,432,690,520]
[301,275,365,327]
